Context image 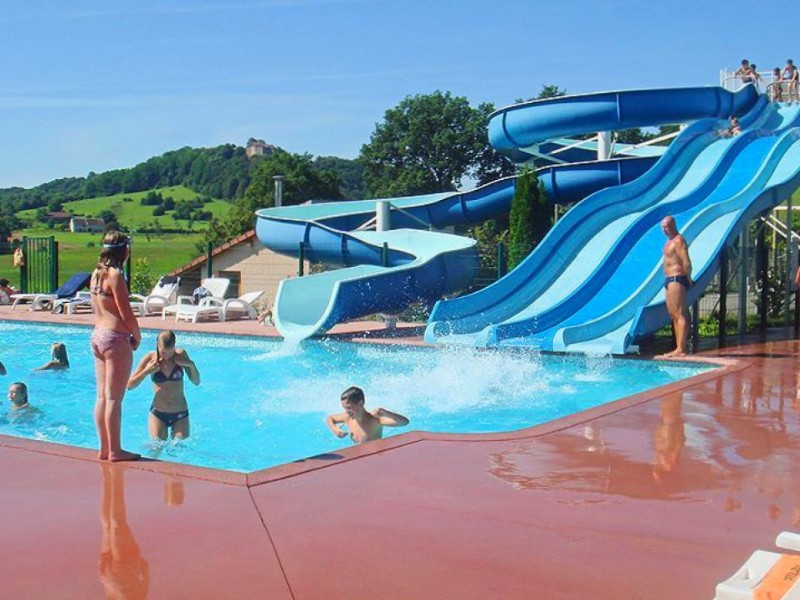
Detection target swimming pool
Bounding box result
[0,322,711,472]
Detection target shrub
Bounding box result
[130,257,156,296]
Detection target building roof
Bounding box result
[169,229,258,276]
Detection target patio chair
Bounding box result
[161,277,230,320]
[221,290,264,321]
[714,531,800,599]
[50,290,94,314]
[130,276,181,316]
[10,272,91,311]
[173,296,226,323]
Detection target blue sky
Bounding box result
[0,0,792,188]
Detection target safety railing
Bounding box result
[720,69,778,93]
[766,80,799,102]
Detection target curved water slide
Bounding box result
[255,158,656,340]
[427,86,800,353]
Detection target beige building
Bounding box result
[169,230,308,310]
[245,138,276,159]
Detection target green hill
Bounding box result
[0,231,206,289]
[17,186,232,232]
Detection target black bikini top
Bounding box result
[152,364,184,384]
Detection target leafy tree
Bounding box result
[537,84,567,100]
[313,156,366,199]
[140,191,163,206]
[515,84,568,103]
[162,197,175,211]
[615,128,649,145]
[0,214,19,241]
[201,150,341,250]
[508,167,550,270]
[152,205,166,217]
[359,91,490,197]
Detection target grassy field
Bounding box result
[0,231,206,289]
[16,186,232,232]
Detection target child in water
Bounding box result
[36,343,70,371]
[326,386,409,444]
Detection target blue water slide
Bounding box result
[256,158,655,339]
[425,86,773,347]
[427,88,800,353]
[623,126,800,352]
[542,116,800,353]
[483,102,798,349]
[491,85,760,160]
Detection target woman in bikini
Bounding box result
[90,230,142,462]
[128,330,200,440]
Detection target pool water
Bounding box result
[0,322,711,472]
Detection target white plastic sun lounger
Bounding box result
[715,531,800,599]
[130,277,180,316]
[221,290,264,321]
[172,297,225,323]
[162,277,230,321]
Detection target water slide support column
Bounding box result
[786,198,794,326]
[597,131,612,160]
[273,175,284,208]
[738,230,747,335]
[376,201,391,232]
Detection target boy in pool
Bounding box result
[6,382,41,422]
[326,386,409,444]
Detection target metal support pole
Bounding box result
[758,217,768,332]
[298,242,305,277]
[597,131,612,160]
[124,242,131,291]
[719,246,728,348]
[273,175,284,208]
[49,237,58,292]
[206,241,213,279]
[690,300,700,353]
[738,230,747,335]
[381,242,389,267]
[376,201,391,232]
[785,198,793,326]
[20,236,28,293]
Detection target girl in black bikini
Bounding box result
[127,330,200,440]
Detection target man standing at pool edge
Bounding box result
[659,216,693,358]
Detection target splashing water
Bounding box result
[0,322,711,472]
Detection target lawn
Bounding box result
[0,231,206,289]
[16,186,232,232]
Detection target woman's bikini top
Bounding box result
[90,267,118,297]
[152,364,184,384]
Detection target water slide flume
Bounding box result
[428,86,800,353]
[256,158,656,340]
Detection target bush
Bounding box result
[130,257,156,296]
[152,205,166,216]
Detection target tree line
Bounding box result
[0,83,679,258]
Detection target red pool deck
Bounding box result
[2,309,800,599]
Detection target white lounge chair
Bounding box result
[173,296,226,323]
[130,277,181,316]
[715,531,800,599]
[221,290,264,321]
[10,272,91,311]
[50,290,94,314]
[162,277,230,321]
